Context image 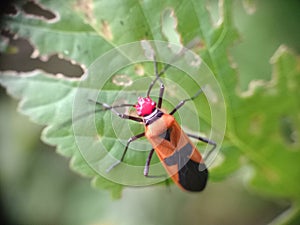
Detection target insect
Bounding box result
[91,54,216,192]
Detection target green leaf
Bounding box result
[233,46,300,199]
[1,0,233,197]
[1,3,300,220]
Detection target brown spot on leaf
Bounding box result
[249,114,264,135]
[112,74,132,86]
[101,20,113,41]
[134,64,144,76]
[73,0,95,24]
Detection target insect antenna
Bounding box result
[88,99,136,117]
[146,38,201,97]
[58,101,136,129]
[88,99,135,110]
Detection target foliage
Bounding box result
[0,0,300,224]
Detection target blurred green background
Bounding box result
[0,0,300,225]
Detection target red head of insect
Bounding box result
[135,97,156,116]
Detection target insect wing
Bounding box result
[148,114,208,192]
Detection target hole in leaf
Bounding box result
[0,1,18,16]
[0,30,84,77]
[22,0,57,21]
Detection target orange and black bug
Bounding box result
[92,56,216,192]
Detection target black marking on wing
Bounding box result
[164,142,193,166]
[164,143,208,191]
[178,160,208,191]
[159,128,172,141]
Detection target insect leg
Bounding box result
[143,149,169,185]
[143,148,155,176]
[106,132,145,172]
[59,102,137,128]
[186,133,216,160]
[89,99,143,123]
[169,88,204,115]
